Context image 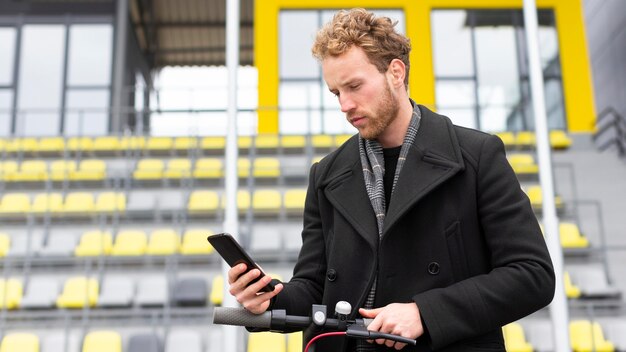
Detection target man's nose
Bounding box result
[339,95,356,113]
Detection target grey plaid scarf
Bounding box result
[356,103,421,351]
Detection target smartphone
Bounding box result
[207,233,276,293]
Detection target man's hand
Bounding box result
[359,303,423,350]
[227,263,283,314]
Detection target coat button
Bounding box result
[326,269,337,282]
[427,262,440,275]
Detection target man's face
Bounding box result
[322,46,399,140]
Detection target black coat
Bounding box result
[272,105,555,351]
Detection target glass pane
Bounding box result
[279,82,321,134]
[538,27,560,73]
[65,89,109,135]
[545,79,565,130]
[431,11,474,77]
[279,11,320,79]
[0,28,16,85]
[438,108,476,129]
[436,81,476,128]
[17,25,66,136]
[0,90,12,136]
[67,24,113,86]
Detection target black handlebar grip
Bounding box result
[213,307,272,329]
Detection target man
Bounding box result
[228,8,555,351]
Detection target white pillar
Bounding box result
[522,1,570,352]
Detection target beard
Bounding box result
[355,82,400,141]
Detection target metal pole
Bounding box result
[522,1,570,351]
[223,0,241,351]
[112,0,128,133]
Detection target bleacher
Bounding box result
[0,130,625,352]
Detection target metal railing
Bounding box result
[593,107,626,157]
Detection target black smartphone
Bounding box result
[207,233,276,293]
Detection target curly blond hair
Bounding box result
[312,8,411,87]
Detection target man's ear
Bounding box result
[387,59,406,88]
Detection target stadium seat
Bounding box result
[280,135,306,150]
[128,333,161,352]
[209,275,224,305]
[0,193,31,215]
[604,320,626,352]
[42,332,80,352]
[126,191,156,214]
[93,136,121,153]
[238,136,252,149]
[247,331,286,352]
[0,233,10,256]
[201,136,225,151]
[570,320,614,352]
[526,186,563,210]
[0,161,18,181]
[146,229,180,255]
[173,136,199,151]
[49,160,77,181]
[31,193,64,214]
[37,137,65,154]
[254,157,280,178]
[110,230,147,256]
[508,154,539,176]
[6,137,38,154]
[187,190,220,213]
[95,192,126,213]
[164,158,192,179]
[516,131,536,149]
[12,160,48,182]
[97,276,134,308]
[19,277,60,309]
[145,136,173,152]
[192,158,223,179]
[287,332,303,352]
[494,132,516,148]
[221,190,251,213]
[502,322,533,352]
[6,231,43,257]
[564,271,582,299]
[0,278,23,309]
[172,277,208,306]
[62,192,95,214]
[255,134,280,151]
[56,276,99,308]
[253,189,282,214]
[136,276,168,307]
[37,232,78,257]
[180,229,214,255]
[284,189,307,214]
[133,158,165,180]
[238,158,252,178]
[82,330,122,352]
[311,135,334,149]
[74,230,113,256]
[67,136,93,153]
[119,135,145,150]
[567,265,622,299]
[334,134,353,147]
[71,159,106,181]
[550,130,572,149]
[0,332,39,352]
[559,222,589,248]
[165,331,202,352]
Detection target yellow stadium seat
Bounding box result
[550,130,572,150]
[0,161,18,181]
[254,158,280,178]
[74,230,113,256]
[508,154,538,176]
[119,135,145,150]
[201,136,225,150]
[173,136,199,151]
[67,136,93,153]
[188,190,220,213]
[37,137,65,154]
[516,131,536,149]
[31,193,64,214]
[280,135,306,149]
[133,159,164,180]
[56,277,99,308]
[238,158,252,178]
[82,330,122,352]
[145,136,173,151]
[564,271,581,299]
[146,229,180,255]
[193,158,223,179]
[238,136,252,149]
[287,332,303,352]
[0,332,39,352]
[253,190,281,213]
[284,189,306,213]
[164,158,192,179]
[312,135,334,149]
[0,279,23,309]
[12,160,48,182]
[248,331,286,352]
[181,229,214,255]
[63,192,95,214]
[93,136,121,152]
[502,322,533,352]
[0,193,31,215]
[334,134,353,147]
[221,190,251,212]
[110,230,147,256]
[570,320,615,352]
[71,159,106,181]
[560,222,589,248]
[255,134,280,150]
[6,137,38,153]
[210,275,224,305]
[0,233,10,257]
[49,160,77,181]
[526,186,563,210]
[95,192,126,213]
[495,131,516,149]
